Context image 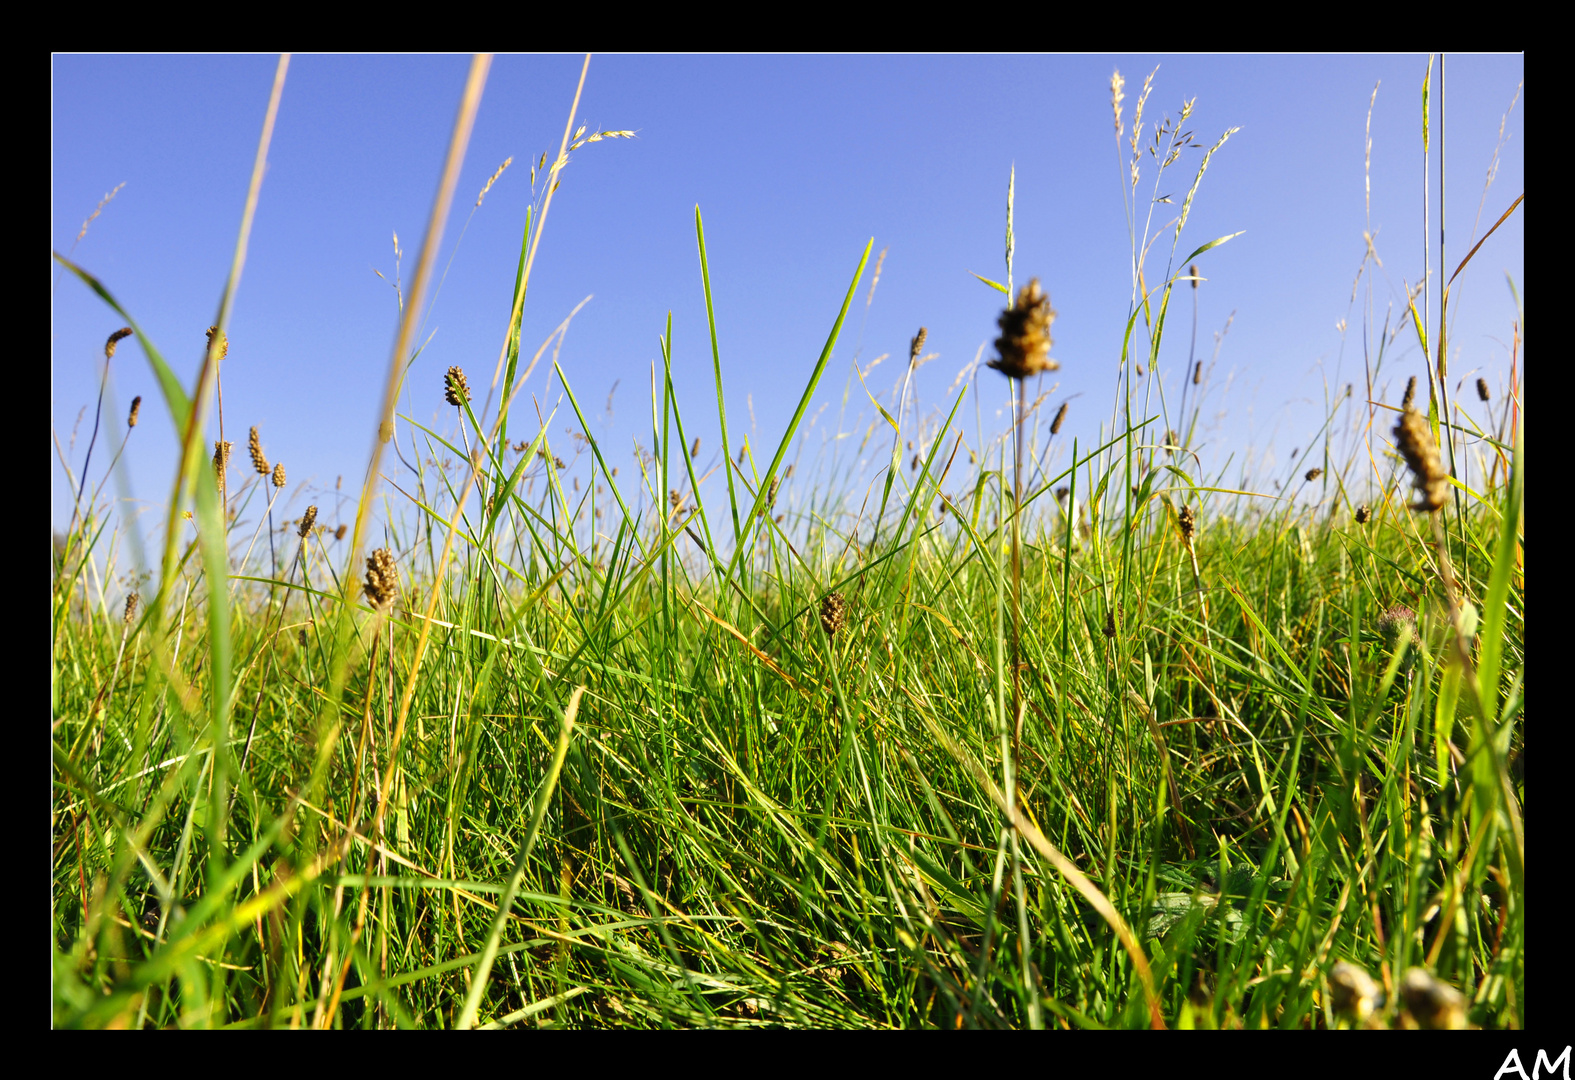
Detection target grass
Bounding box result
[52,55,1523,1029]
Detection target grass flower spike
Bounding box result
[364,547,399,609]
[988,279,1057,380]
[1394,407,1448,512]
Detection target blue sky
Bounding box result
[53,54,1523,567]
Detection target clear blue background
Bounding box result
[53,54,1524,571]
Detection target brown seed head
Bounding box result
[1193,361,1203,386]
[122,592,139,626]
[1190,264,1199,290]
[335,524,348,541]
[298,505,318,538]
[909,327,928,367]
[248,426,270,475]
[1051,402,1069,435]
[1305,467,1323,482]
[1103,606,1118,639]
[105,327,133,360]
[364,547,399,609]
[272,463,286,489]
[1355,504,1372,525]
[128,396,142,429]
[1393,408,1448,512]
[691,436,701,458]
[988,279,1058,380]
[212,440,232,482]
[768,476,780,508]
[1476,377,1491,402]
[444,366,471,408]
[1178,505,1196,546]
[1401,375,1417,411]
[206,326,228,361]
[820,592,847,637]
[1400,968,1468,1030]
[1328,962,1382,1025]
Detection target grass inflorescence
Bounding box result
[52,57,1522,1030]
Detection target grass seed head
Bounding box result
[122,592,139,626]
[128,396,142,429]
[1400,968,1468,1030]
[1476,377,1491,402]
[212,440,232,482]
[1178,505,1196,546]
[444,366,471,408]
[1401,375,1417,411]
[691,436,701,458]
[768,475,780,508]
[248,426,270,475]
[909,327,928,367]
[1394,408,1448,512]
[335,524,348,541]
[272,463,286,488]
[1355,504,1372,524]
[1328,962,1383,1025]
[298,505,317,538]
[988,279,1058,380]
[105,327,133,360]
[1305,467,1323,482]
[1051,401,1069,435]
[206,325,228,361]
[364,547,398,609]
[1193,361,1203,386]
[820,592,848,637]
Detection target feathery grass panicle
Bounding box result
[127,396,142,429]
[1394,407,1448,512]
[104,327,132,360]
[248,426,269,475]
[364,547,398,609]
[820,592,847,637]
[987,279,1057,380]
[297,504,317,538]
[1051,401,1069,435]
[272,462,286,488]
[1110,69,1125,136]
[1401,375,1417,411]
[444,366,472,408]
[475,156,513,208]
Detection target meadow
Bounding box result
[51,56,1523,1029]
